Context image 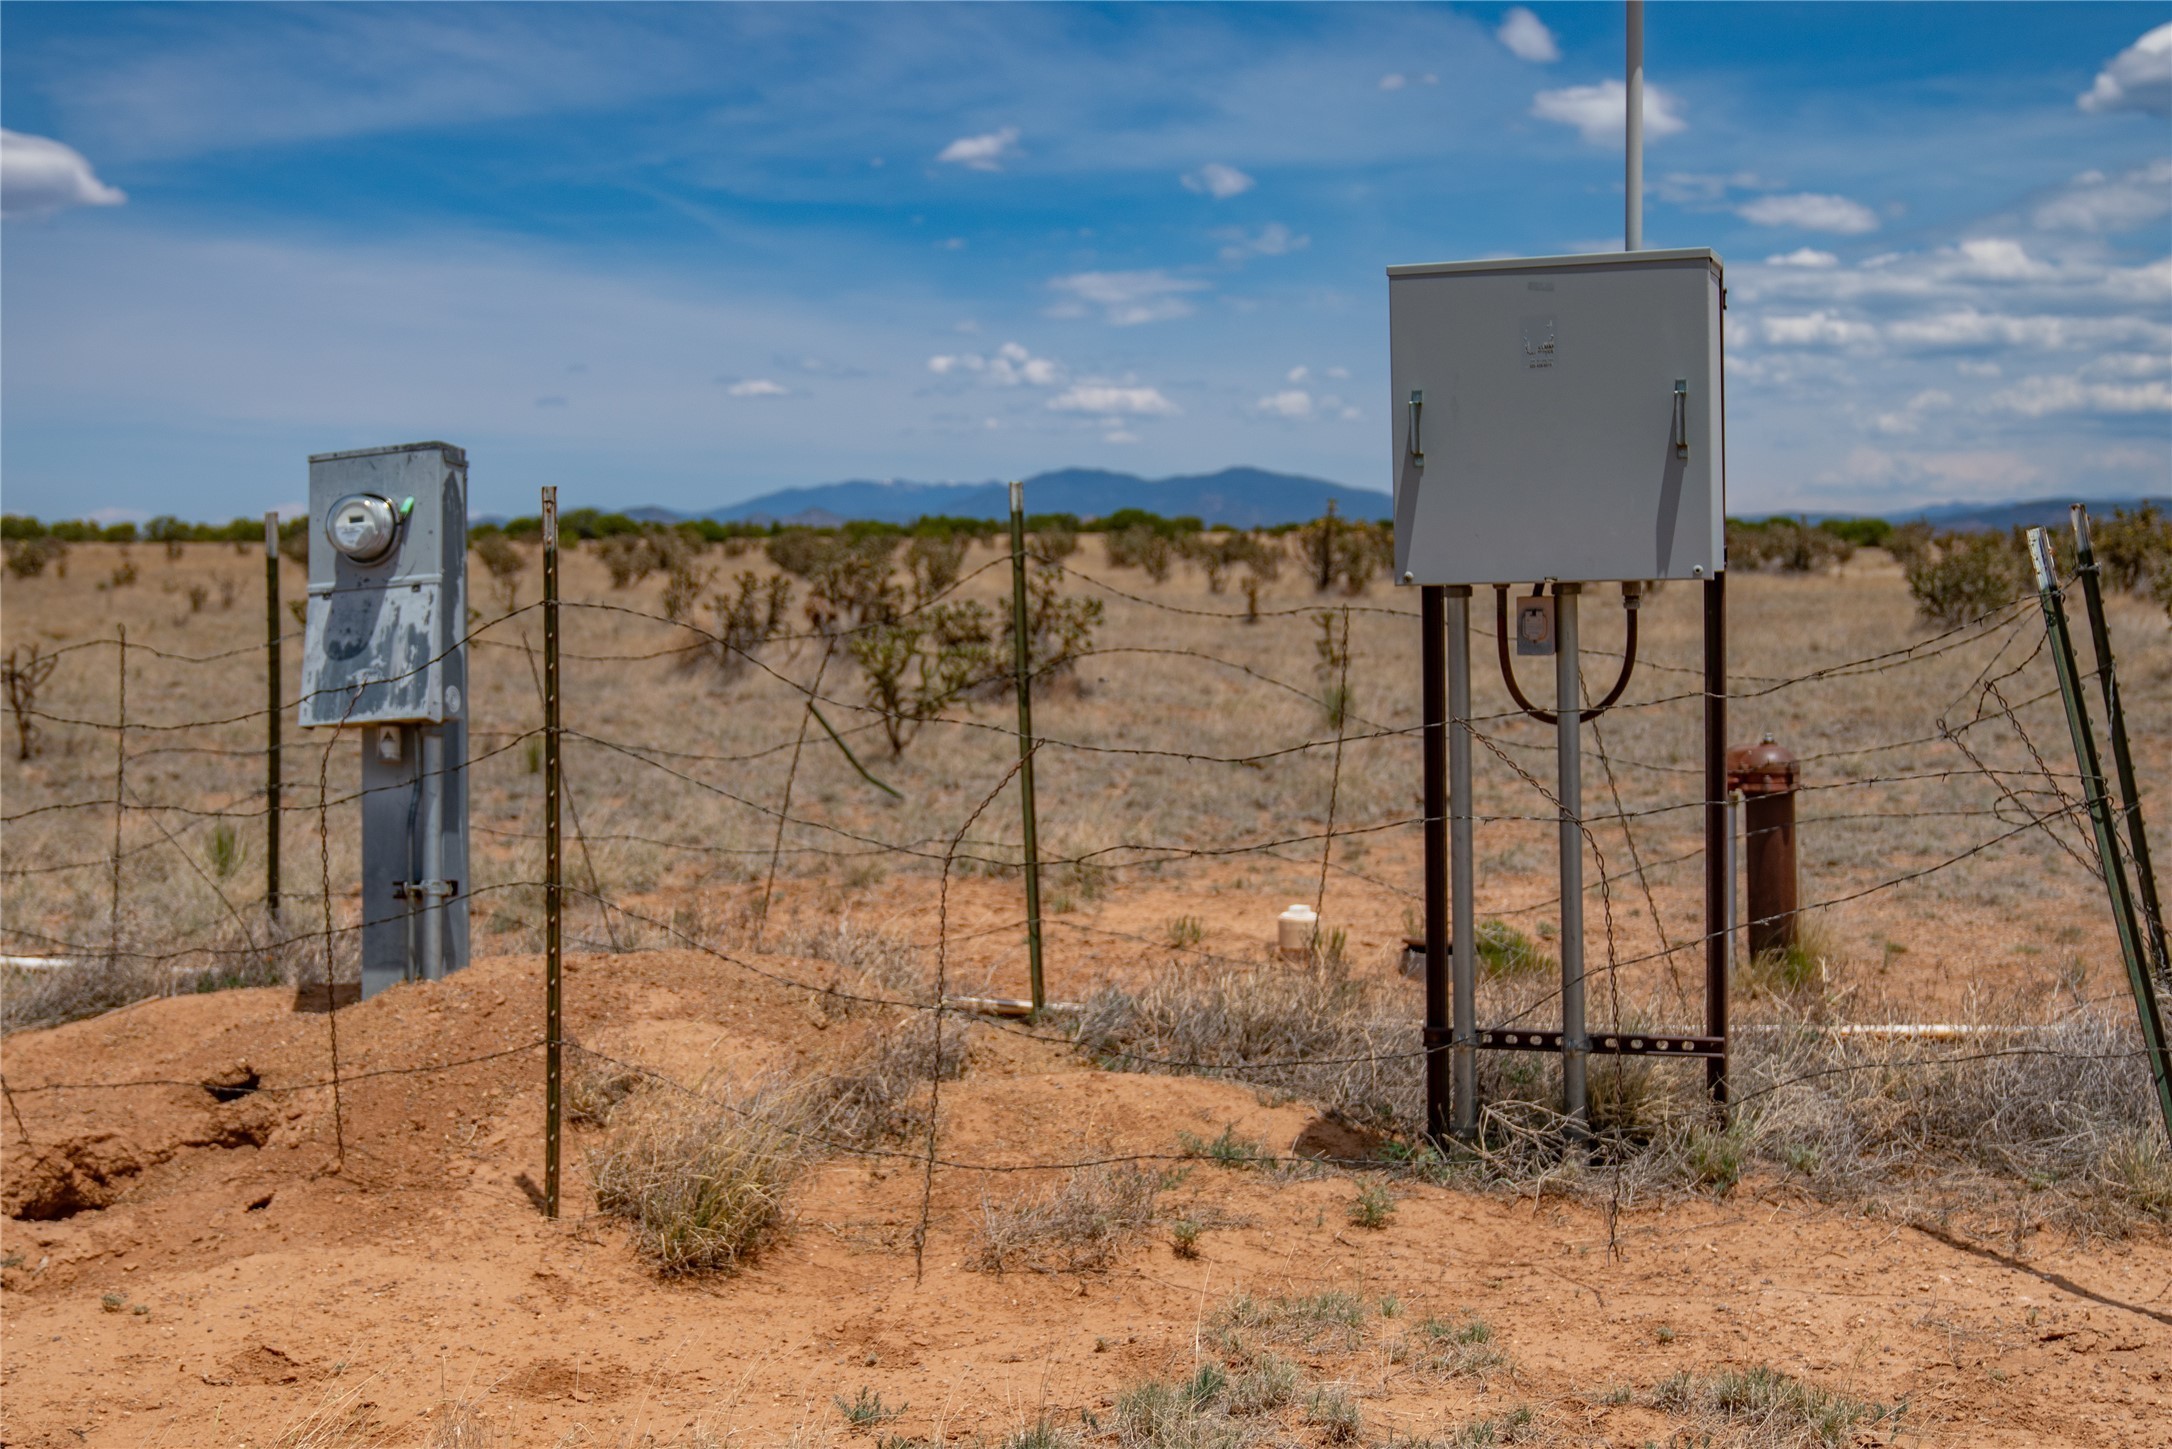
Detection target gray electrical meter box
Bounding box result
[301,442,470,999]
[1388,248,1724,586]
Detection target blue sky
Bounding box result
[3,2,2167,521]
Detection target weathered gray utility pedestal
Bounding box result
[300,442,471,1001]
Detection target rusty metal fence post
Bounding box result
[265,512,282,920]
[1006,481,1045,1016]
[542,487,564,1218]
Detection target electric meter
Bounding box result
[325,493,403,564]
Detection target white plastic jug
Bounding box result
[1277,903,1318,960]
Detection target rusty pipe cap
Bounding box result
[1726,733,1799,795]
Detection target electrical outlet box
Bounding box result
[301,442,469,726]
[1388,249,1725,586]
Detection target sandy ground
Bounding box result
[4,948,2168,1449]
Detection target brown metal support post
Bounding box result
[1006,481,1045,1015]
[264,513,282,920]
[542,487,564,1218]
[1703,574,1729,1105]
[1421,585,1450,1145]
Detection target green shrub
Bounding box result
[1904,529,2027,626]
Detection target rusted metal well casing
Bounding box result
[1727,735,1800,959]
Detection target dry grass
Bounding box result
[1079,951,2168,1224]
[1650,1365,1898,1449]
[971,1163,1165,1274]
[587,1081,810,1275]
[808,1010,970,1146]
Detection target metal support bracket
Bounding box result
[1476,1027,1724,1059]
[393,879,458,900]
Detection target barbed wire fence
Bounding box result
[2,509,2166,1247]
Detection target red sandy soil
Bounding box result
[3,947,2168,1449]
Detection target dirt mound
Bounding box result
[2,947,2167,1448]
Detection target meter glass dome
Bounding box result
[326,494,399,563]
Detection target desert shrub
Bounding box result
[810,1012,970,1146]
[1474,920,1552,979]
[1105,525,1174,582]
[1313,610,1353,728]
[1333,521,1391,593]
[660,555,715,624]
[1882,520,1933,568]
[1031,524,1079,561]
[1728,518,1853,573]
[567,1050,645,1126]
[1816,516,1892,550]
[904,533,968,600]
[703,571,794,677]
[471,532,527,614]
[848,600,997,755]
[2091,503,2172,598]
[597,534,657,589]
[3,644,59,760]
[764,528,832,577]
[1005,559,1103,685]
[588,1083,808,1275]
[1903,529,2027,626]
[1392,1315,1506,1379]
[774,534,905,629]
[3,536,67,579]
[1075,960,1412,1132]
[972,1164,1164,1273]
[1213,1291,1369,1352]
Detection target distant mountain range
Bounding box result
[1876,496,2167,532]
[627,467,1393,529]
[620,470,2162,533]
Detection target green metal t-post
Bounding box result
[2071,506,2168,983]
[2029,528,2172,1145]
[264,511,282,920]
[1007,481,1046,1016]
[542,487,564,1217]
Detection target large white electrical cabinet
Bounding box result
[1388,248,1725,587]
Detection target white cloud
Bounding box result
[1217,222,1309,263]
[1047,269,1208,326]
[1872,388,1953,435]
[1737,193,1880,235]
[1047,384,1179,416]
[928,340,1062,387]
[1326,366,1350,380]
[1530,79,1685,145]
[1759,312,1880,348]
[1286,365,1309,383]
[726,378,787,397]
[1181,162,1255,199]
[2033,159,2172,232]
[1989,374,2172,418]
[1497,7,1560,63]
[1102,429,1141,444]
[936,126,1021,171]
[2078,22,2172,117]
[1256,389,1313,418]
[1378,73,1407,92]
[1,129,126,218]
[1766,248,1840,268]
